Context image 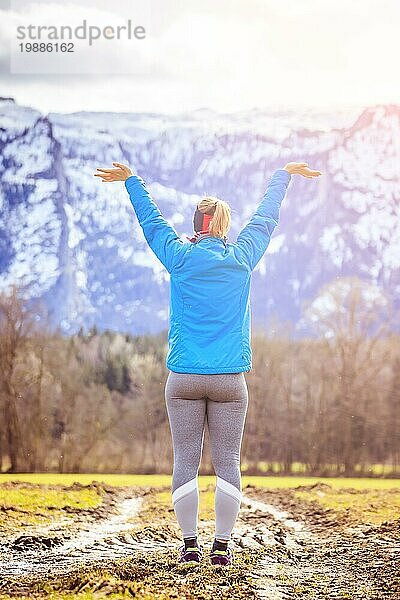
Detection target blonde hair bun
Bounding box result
[197,196,231,239]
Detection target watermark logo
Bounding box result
[16,19,146,47]
[9,0,152,75]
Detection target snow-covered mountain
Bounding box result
[0,98,399,335]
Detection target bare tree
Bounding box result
[0,285,36,471]
[386,354,400,471]
[303,276,394,474]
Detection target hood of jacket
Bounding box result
[186,229,228,245]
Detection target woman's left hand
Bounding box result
[94,162,133,182]
[283,162,322,177]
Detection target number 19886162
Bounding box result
[19,43,74,52]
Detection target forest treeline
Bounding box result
[0,278,399,476]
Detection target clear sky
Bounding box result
[0,0,399,114]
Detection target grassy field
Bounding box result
[294,487,400,525]
[0,486,102,511]
[247,462,400,476]
[2,480,400,527]
[0,473,399,489]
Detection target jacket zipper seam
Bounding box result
[172,273,185,364]
[239,271,251,360]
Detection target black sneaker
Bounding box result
[178,540,203,565]
[210,539,233,567]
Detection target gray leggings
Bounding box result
[165,370,248,541]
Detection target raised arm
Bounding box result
[236,162,321,271]
[94,162,186,274]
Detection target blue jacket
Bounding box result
[125,169,292,374]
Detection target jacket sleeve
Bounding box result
[125,174,186,274]
[236,169,292,270]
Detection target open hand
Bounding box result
[283,162,322,178]
[94,162,133,182]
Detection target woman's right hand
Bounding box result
[283,162,322,178]
[94,162,133,182]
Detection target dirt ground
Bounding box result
[0,481,399,599]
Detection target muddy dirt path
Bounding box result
[241,485,399,599]
[1,482,399,599]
